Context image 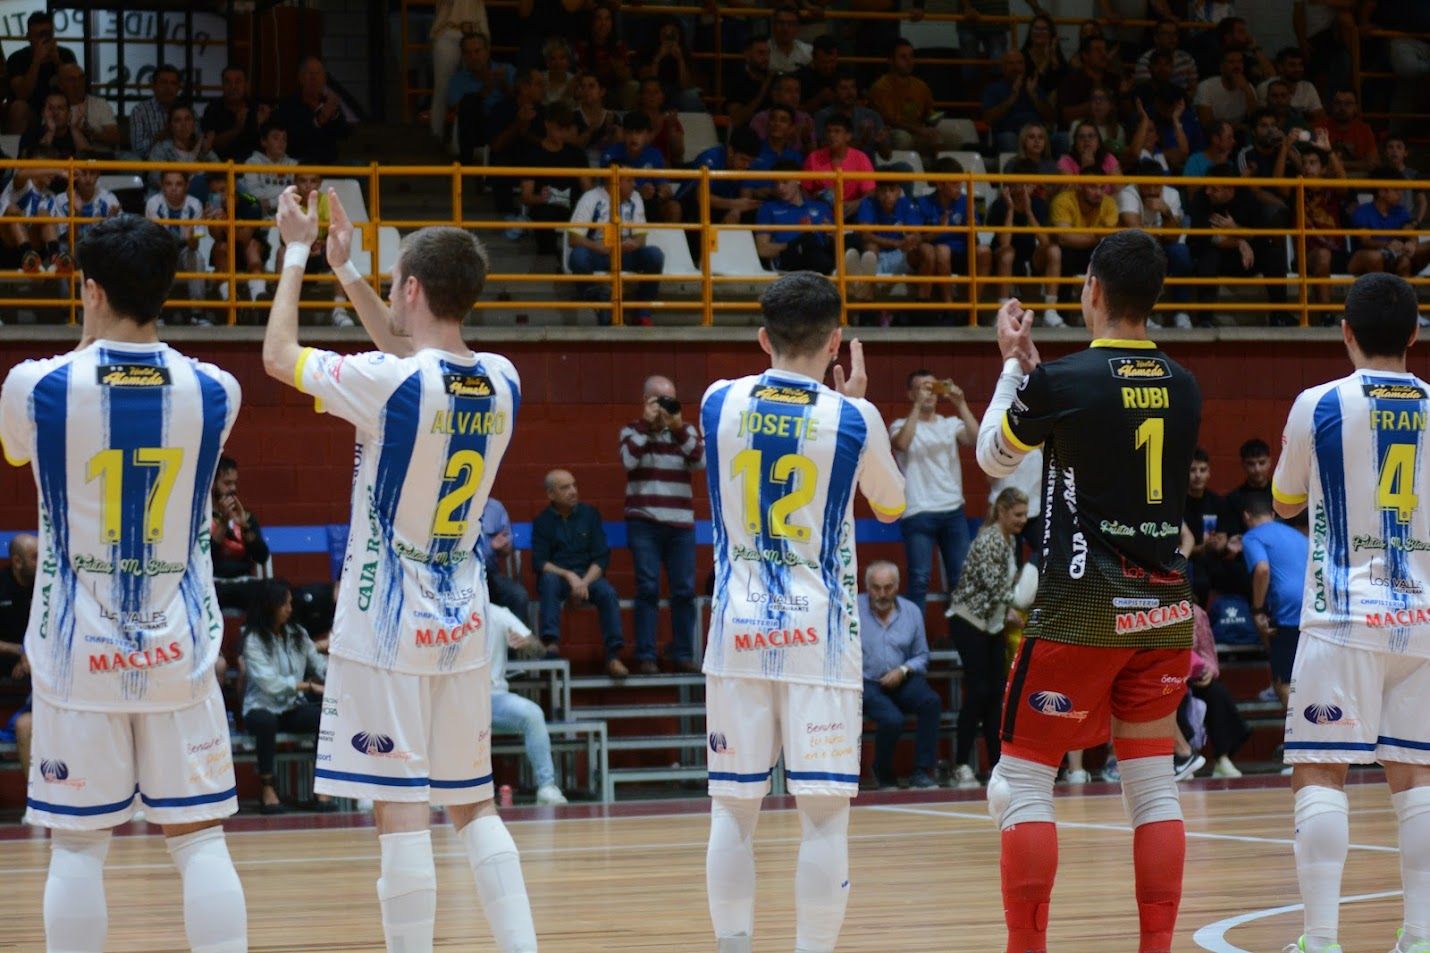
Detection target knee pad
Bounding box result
[377,830,436,901]
[987,757,1057,830]
[1119,757,1183,828]
[712,795,762,843]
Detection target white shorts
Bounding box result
[1284,635,1430,766]
[706,675,862,799]
[25,684,236,831]
[313,655,494,805]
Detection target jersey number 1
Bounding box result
[731,449,816,542]
[1135,418,1164,504]
[85,448,184,544]
[1378,443,1418,524]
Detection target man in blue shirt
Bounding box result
[917,156,992,305]
[477,498,530,621]
[599,111,681,222]
[679,126,762,224]
[849,180,935,311]
[753,159,834,273]
[1241,494,1308,707]
[982,50,1054,153]
[746,104,804,198]
[858,561,939,789]
[448,33,515,140]
[1349,167,1430,277]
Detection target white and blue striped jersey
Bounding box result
[144,193,202,243]
[53,188,121,238]
[0,342,241,712]
[700,370,905,689]
[0,181,54,217]
[295,347,519,675]
[1273,370,1430,658]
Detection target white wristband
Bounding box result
[334,259,361,286]
[282,243,311,271]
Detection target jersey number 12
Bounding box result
[731,449,816,542]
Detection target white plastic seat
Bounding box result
[709,229,771,277]
[645,226,699,278]
[937,117,979,150]
[0,134,19,157]
[325,178,369,223]
[679,112,719,163]
[97,174,144,194]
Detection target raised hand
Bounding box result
[832,338,868,398]
[996,298,1040,373]
[276,185,320,250]
[325,186,355,270]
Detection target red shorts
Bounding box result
[1000,638,1190,768]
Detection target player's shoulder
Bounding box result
[1,350,77,395]
[467,351,521,386]
[700,376,744,410]
[168,347,242,397]
[1290,373,1360,415]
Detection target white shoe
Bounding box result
[535,784,568,805]
[1043,308,1065,327]
[1063,768,1090,784]
[1391,927,1430,952]
[953,764,979,789]
[331,307,355,327]
[1282,939,1343,953]
[1212,755,1242,779]
[1257,685,1279,702]
[1174,311,1193,329]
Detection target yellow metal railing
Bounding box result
[2,157,1426,328]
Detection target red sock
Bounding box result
[1133,819,1185,953]
[1001,821,1057,953]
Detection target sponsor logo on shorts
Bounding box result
[351,732,412,760]
[709,732,729,754]
[1303,704,1357,727]
[1364,606,1430,628]
[88,641,185,674]
[1114,600,1192,636]
[733,628,820,652]
[1027,691,1089,721]
[1161,674,1188,695]
[38,758,86,789]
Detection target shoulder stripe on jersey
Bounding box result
[292,347,325,413]
[1271,482,1307,505]
[1000,413,1039,452]
[1089,338,1157,350]
[870,499,905,518]
[1,433,26,466]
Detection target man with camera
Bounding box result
[619,375,705,674]
[890,369,980,612]
[5,12,77,135]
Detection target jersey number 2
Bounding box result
[431,449,486,537]
[1378,443,1418,524]
[85,448,184,544]
[1135,418,1164,504]
[731,449,817,542]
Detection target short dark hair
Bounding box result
[744,35,768,51]
[906,368,933,388]
[1239,437,1271,460]
[76,215,180,325]
[221,64,247,78]
[621,110,652,132]
[833,68,859,87]
[1343,272,1419,358]
[823,112,851,132]
[1244,493,1275,519]
[543,101,575,127]
[1207,162,1238,178]
[1220,47,1244,64]
[761,272,841,356]
[152,64,181,82]
[258,120,286,140]
[813,35,838,54]
[1192,447,1210,464]
[931,155,963,175]
[890,38,912,58]
[1370,164,1401,184]
[217,455,238,474]
[396,227,490,322]
[1088,229,1167,324]
[1248,106,1277,128]
[771,158,800,173]
[1133,158,1165,177]
[27,12,52,29]
[1079,34,1107,55]
[729,126,761,158]
[1275,46,1302,64]
[766,103,795,124]
[1215,16,1245,40]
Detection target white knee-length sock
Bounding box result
[707,796,761,946]
[377,829,437,953]
[460,814,538,952]
[167,826,248,952]
[1294,786,1349,952]
[1395,787,1430,947]
[45,829,110,953]
[794,795,851,953]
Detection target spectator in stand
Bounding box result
[203,65,268,162]
[798,35,841,114]
[1290,134,1348,308]
[920,156,992,305]
[274,56,349,164]
[56,64,118,151]
[477,498,530,621]
[989,160,1064,326]
[682,126,761,226]
[539,37,576,105]
[1132,49,1177,114]
[1001,122,1058,179]
[203,175,269,308]
[847,180,936,316]
[449,32,516,160]
[576,1,632,107]
[241,579,330,815]
[637,16,703,112]
[19,90,87,158]
[0,534,36,777]
[1256,46,1325,122]
[1131,92,1194,172]
[1194,48,1256,133]
[1317,88,1378,175]
[1182,118,1236,182]
[4,12,77,135]
[1021,12,1068,100]
[1194,15,1274,84]
[242,121,297,215]
[1117,158,1193,328]
[147,104,219,196]
[1383,136,1426,226]
[600,110,680,223]
[1348,169,1430,277]
[532,469,629,676]
[518,102,591,256]
[618,375,704,675]
[145,170,207,324]
[53,162,120,242]
[858,560,939,790]
[0,149,66,274]
[1056,35,1112,126]
[756,161,835,273]
[1222,437,1273,538]
[128,64,181,158]
[1069,17,1125,77]
[890,369,979,609]
[960,0,1037,79]
[1263,79,1311,136]
[948,487,1028,788]
[634,78,684,168]
[1296,0,1355,93]
[1135,18,1198,91]
[1242,494,1308,709]
[1058,121,1121,189]
[1084,87,1129,156]
[571,71,621,157]
[769,4,813,74]
[748,104,805,193]
[1049,168,1119,313]
[490,69,548,213]
[515,0,591,61]
[210,456,272,611]
[751,74,817,156]
[724,36,774,130]
[815,72,892,167]
[1183,603,1251,778]
[428,0,490,140]
[1236,107,1297,227]
[869,39,954,156]
[802,112,874,217]
[1187,164,1289,325]
[487,602,568,805]
[1184,448,1226,606]
[983,49,1056,154]
[567,177,664,325]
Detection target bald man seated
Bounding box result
[531,469,630,677]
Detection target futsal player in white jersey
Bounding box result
[701,272,906,953]
[263,187,537,953]
[0,214,248,952]
[1271,272,1430,953]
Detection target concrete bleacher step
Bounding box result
[609,733,709,752]
[571,673,705,692]
[571,702,707,721]
[608,765,708,786]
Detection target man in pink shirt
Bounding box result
[801,113,875,217]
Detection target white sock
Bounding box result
[1043,293,1058,304]
[707,796,761,942]
[247,278,265,301]
[377,830,437,953]
[460,814,537,952]
[166,826,248,953]
[1294,786,1349,950]
[45,829,110,953]
[794,795,851,953]
[1395,787,1430,945]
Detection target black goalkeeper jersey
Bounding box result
[1003,339,1203,649]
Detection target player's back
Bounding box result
[1004,341,1202,648]
[294,346,519,674]
[700,370,904,688]
[0,341,241,711]
[1274,370,1430,657]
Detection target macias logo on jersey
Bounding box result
[96,363,172,387]
[1365,606,1430,628]
[1027,691,1089,721]
[1303,704,1357,727]
[351,731,412,760]
[750,384,815,405]
[38,758,85,789]
[732,628,820,652]
[1114,600,1192,635]
[88,641,185,674]
[414,610,482,647]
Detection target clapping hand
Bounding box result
[831,338,867,398]
[996,298,1041,373]
[276,185,320,250]
[325,187,355,271]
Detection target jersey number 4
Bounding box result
[731,449,817,542]
[85,448,185,544]
[1378,443,1418,524]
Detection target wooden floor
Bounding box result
[0,779,1405,952]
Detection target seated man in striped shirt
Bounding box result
[619,375,705,674]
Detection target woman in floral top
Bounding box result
[947,488,1029,788]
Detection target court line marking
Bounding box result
[1191,890,1403,953]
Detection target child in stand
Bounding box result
[144,169,207,324]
